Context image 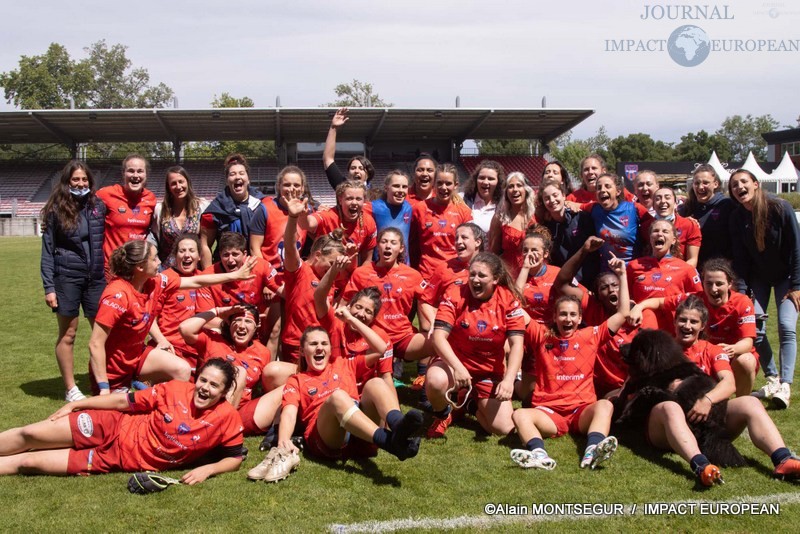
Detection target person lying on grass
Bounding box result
[0,358,244,483]
[247,326,423,482]
[509,253,630,471]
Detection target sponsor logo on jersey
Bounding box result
[438,220,447,228]
[118,207,126,213]
[132,207,140,215]
[176,294,185,302]
[620,215,629,227]
[77,413,94,437]
[651,273,662,282]
[460,321,469,329]
[559,340,569,351]
[164,414,173,423]
[477,320,488,333]
[177,422,191,434]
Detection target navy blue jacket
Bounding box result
[678,192,733,267]
[41,196,106,294]
[729,195,800,291]
[543,208,599,285]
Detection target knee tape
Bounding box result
[341,404,360,428]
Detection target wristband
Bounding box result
[704,394,713,404]
[97,381,110,390]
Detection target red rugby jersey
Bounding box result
[97,184,156,269]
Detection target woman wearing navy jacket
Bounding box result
[728,169,800,409]
[678,164,734,267]
[41,160,107,402]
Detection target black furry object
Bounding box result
[613,330,745,468]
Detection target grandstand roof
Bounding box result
[0,107,593,146]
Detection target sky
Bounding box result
[0,0,797,144]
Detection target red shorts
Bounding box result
[472,375,503,400]
[91,345,154,394]
[305,424,378,460]
[66,410,126,475]
[393,334,417,362]
[534,404,590,438]
[238,397,265,437]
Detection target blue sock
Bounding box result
[526,438,545,451]
[771,447,792,466]
[417,362,428,377]
[433,405,451,419]
[373,428,390,448]
[587,432,605,448]
[386,409,403,432]
[690,454,710,473]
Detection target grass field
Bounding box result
[1,236,798,533]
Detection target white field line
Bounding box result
[329,492,800,533]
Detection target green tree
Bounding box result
[608,133,674,163]
[326,79,393,107]
[549,126,613,178]
[715,114,779,161]
[477,139,533,156]
[673,130,732,162]
[183,93,276,161]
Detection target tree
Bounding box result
[715,114,779,161]
[183,93,276,161]
[0,40,173,110]
[477,139,533,156]
[608,133,674,163]
[326,79,393,107]
[549,126,613,178]
[673,130,732,163]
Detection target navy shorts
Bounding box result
[53,275,106,319]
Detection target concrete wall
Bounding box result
[0,217,41,236]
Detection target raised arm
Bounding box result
[323,108,348,171]
[283,191,309,273]
[179,257,257,289]
[314,256,350,320]
[335,305,391,367]
[555,236,604,298]
[605,253,630,332]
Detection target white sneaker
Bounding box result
[752,376,780,399]
[65,386,86,402]
[773,382,791,409]
[247,447,299,482]
[510,448,557,470]
[581,436,618,469]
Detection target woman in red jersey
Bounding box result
[280,190,347,363]
[96,154,157,275]
[640,186,701,267]
[0,358,244,482]
[425,252,526,439]
[410,163,472,282]
[566,154,607,204]
[509,254,629,471]
[406,153,438,206]
[246,327,423,481]
[489,171,537,278]
[627,298,800,486]
[626,219,702,330]
[629,258,759,397]
[88,240,255,395]
[302,179,376,266]
[148,234,214,370]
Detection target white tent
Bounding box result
[707,151,731,181]
[741,151,771,181]
[771,151,800,181]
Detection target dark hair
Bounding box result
[457,222,486,252]
[551,294,583,336]
[463,160,506,205]
[522,224,553,260]
[376,227,406,263]
[535,177,568,222]
[197,357,237,396]
[275,165,307,195]
[596,172,624,201]
[346,155,375,183]
[224,153,250,176]
[298,326,330,372]
[217,231,247,254]
[469,251,524,303]
[411,153,438,198]
[675,294,709,333]
[684,164,722,214]
[348,286,382,317]
[109,240,153,280]
[162,166,200,221]
[169,233,201,268]
[728,169,781,252]
[41,160,96,233]
[122,154,150,175]
[220,303,261,346]
[700,257,737,287]
[542,161,574,194]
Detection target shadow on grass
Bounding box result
[616,429,697,483]
[20,373,90,400]
[305,455,402,487]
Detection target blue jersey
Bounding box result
[370,199,413,264]
[590,201,643,267]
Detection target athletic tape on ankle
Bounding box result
[341,404,360,428]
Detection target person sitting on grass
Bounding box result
[509,253,630,471]
[0,358,244,483]
[246,326,423,483]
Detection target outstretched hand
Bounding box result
[608,252,625,277]
[583,236,605,253]
[331,108,349,129]
[282,189,308,218]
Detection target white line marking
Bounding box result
[329,492,800,533]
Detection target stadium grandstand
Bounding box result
[0,106,593,233]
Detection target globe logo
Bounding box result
[667,25,711,67]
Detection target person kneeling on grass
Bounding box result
[510,254,630,470]
[247,326,423,482]
[0,358,244,483]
